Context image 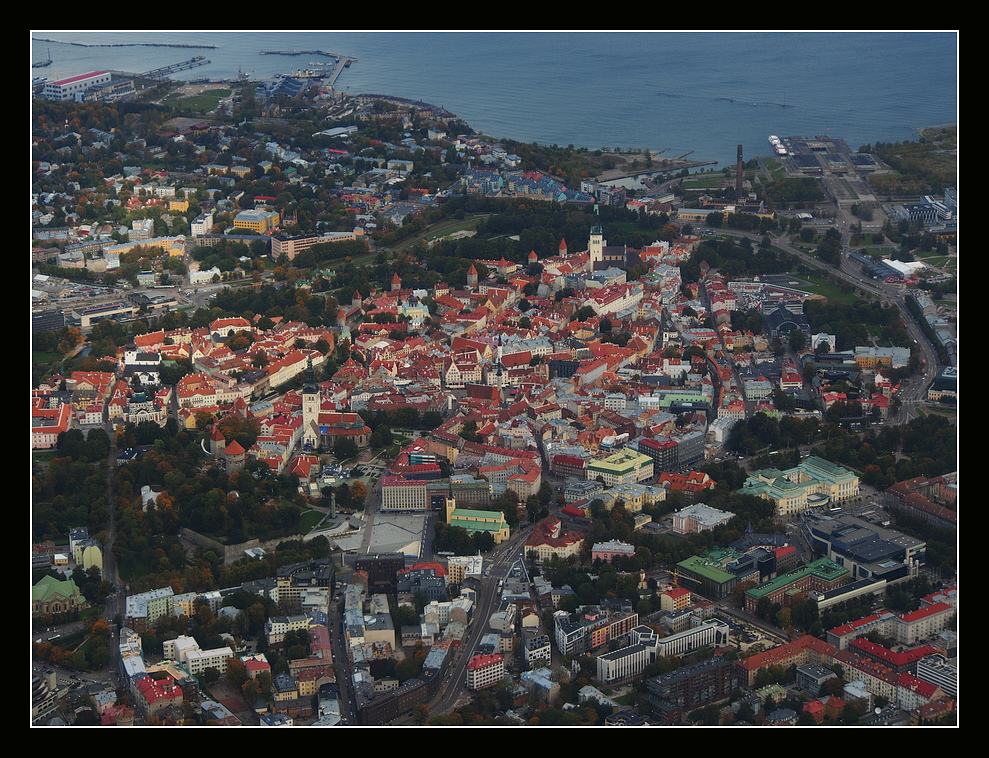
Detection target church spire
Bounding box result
[303,354,317,393]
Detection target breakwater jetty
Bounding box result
[32,37,215,49]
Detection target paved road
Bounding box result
[391,532,532,723]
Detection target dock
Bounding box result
[260,50,356,88]
[141,56,211,80]
[323,55,356,89]
[33,48,52,69]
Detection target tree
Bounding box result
[412,704,430,724]
[369,425,393,449]
[349,480,368,505]
[226,657,247,688]
[472,530,495,552]
[537,481,554,506]
[135,625,159,654]
[333,436,358,460]
[788,330,807,352]
[242,679,260,703]
[460,420,481,443]
[690,703,722,725]
[257,671,274,698]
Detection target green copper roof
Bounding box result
[32,574,80,602]
[745,558,849,599]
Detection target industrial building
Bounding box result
[42,71,112,101]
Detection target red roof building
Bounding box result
[524,515,585,564]
[243,654,272,679]
[657,470,717,496]
[737,635,837,686]
[466,653,505,690]
[133,673,183,717]
[849,639,937,673]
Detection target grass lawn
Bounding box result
[793,274,861,306]
[392,215,485,253]
[682,173,731,190]
[762,158,786,181]
[33,350,59,363]
[916,251,957,274]
[163,88,232,113]
[425,219,479,240]
[32,450,61,467]
[918,405,957,418]
[313,249,380,271]
[299,509,325,532]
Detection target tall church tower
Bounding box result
[589,209,604,270]
[492,332,506,392]
[302,355,320,449]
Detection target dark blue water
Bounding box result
[32,31,957,169]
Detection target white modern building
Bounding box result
[596,619,730,686]
[596,642,653,686]
[191,211,215,236]
[915,654,957,698]
[521,628,552,666]
[162,635,234,677]
[42,71,112,101]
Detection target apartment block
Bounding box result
[466,653,505,690]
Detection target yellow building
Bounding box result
[445,497,511,545]
[587,450,654,487]
[233,209,281,234]
[602,482,667,512]
[676,208,719,223]
[741,456,859,517]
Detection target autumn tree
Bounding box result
[242,679,259,703]
[226,657,247,689]
[349,480,368,505]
